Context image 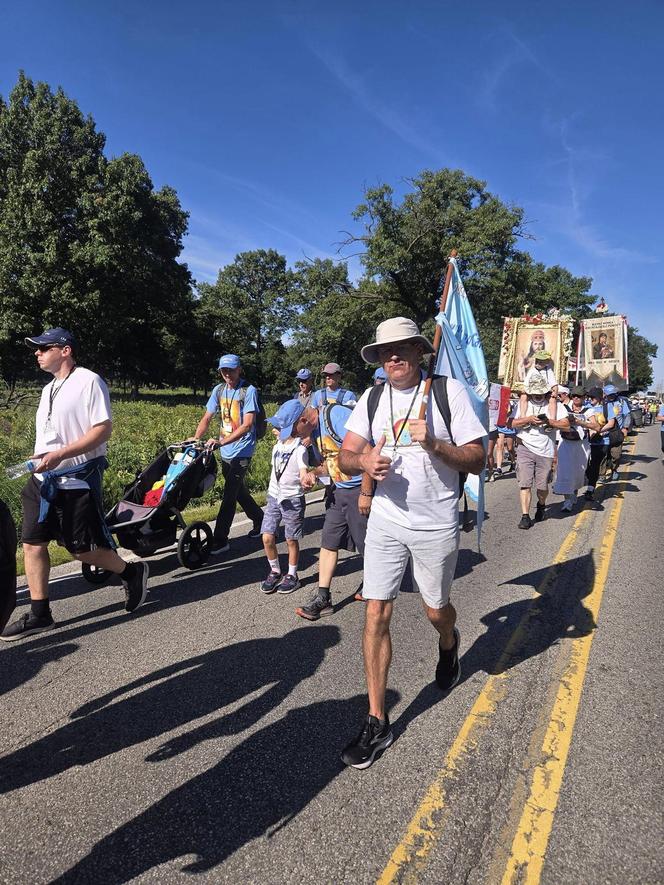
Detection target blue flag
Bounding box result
[435,257,489,551]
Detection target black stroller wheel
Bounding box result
[82,563,111,585]
[178,521,213,569]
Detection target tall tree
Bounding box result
[0,72,192,390]
[198,250,295,387]
[627,325,658,391]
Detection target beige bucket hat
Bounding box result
[525,373,552,395]
[361,317,434,364]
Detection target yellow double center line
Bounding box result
[378,440,635,885]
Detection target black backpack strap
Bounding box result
[366,384,386,445]
[431,375,453,442]
[337,388,347,404]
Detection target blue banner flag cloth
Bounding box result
[435,256,489,551]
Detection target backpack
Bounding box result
[367,375,467,499]
[217,382,267,441]
[602,400,627,447]
[322,387,348,407]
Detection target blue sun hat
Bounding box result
[603,384,618,397]
[218,354,241,370]
[268,400,306,441]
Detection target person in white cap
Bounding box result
[508,374,570,528]
[337,317,486,769]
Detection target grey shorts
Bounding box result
[260,495,305,540]
[362,511,459,609]
[320,485,367,554]
[516,445,553,491]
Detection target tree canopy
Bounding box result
[0,74,657,399]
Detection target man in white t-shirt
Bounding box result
[337,317,486,769]
[1,328,149,642]
[508,373,570,530]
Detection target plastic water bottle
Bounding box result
[5,460,35,480]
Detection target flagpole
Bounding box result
[417,249,458,420]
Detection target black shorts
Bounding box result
[320,485,367,555]
[21,477,111,554]
[488,429,499,442]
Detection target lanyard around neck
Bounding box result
[48,367,75,420]
[389,380,422,448]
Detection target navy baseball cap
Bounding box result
[296,368,312,381]
[25,328,76,348]
[218,354,241,370]
[268,400,307,441]
[373,367,387,382]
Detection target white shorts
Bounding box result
[362,511,459,609]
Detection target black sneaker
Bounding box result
[295,591,333,621]
[584,487,595,500]
[260,571,282,594]
[436,627,461,690]
[210,541,230,555]
[122,562,149,613]
[276,574,300,594]
[1,611,55,642]
[247,523,262,539]
[534,503,546,523]
[518,514,533,529]
[341,714,393,770]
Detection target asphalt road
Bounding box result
[1,426,662,885]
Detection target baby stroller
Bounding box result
[82,442,218,585]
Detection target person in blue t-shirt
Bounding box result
[192,354,264,554]
[603,384,630,479]
[294,395,368,622]
[310,362,357,410]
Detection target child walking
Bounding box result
[260,400,315,594]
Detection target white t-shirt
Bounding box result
[345,378,487,530]
[34,367,112,489]
[511,397,568,458]
[267,438,309,502]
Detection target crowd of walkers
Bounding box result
[1,321,661,770]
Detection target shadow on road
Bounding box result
[458,552,597,683]
[0,626,341,795]
[50,689,399,883]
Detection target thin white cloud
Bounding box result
[306,43,445,162]
[478,27,557,113]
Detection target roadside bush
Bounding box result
[0,396,278,540]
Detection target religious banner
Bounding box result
[498,310,575,393]
[577,315,629,390]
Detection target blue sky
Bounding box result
[2,0,663,386]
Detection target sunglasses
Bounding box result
[35,344,65,352]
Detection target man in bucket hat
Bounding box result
[337,317,486,769]
[508,373,570,528]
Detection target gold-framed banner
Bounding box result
[498,313,575,392]
[576,315,629,389]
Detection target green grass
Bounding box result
[2,388,281,574]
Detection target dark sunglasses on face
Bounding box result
[36,344,64,353]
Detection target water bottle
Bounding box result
[5,460,35,480]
